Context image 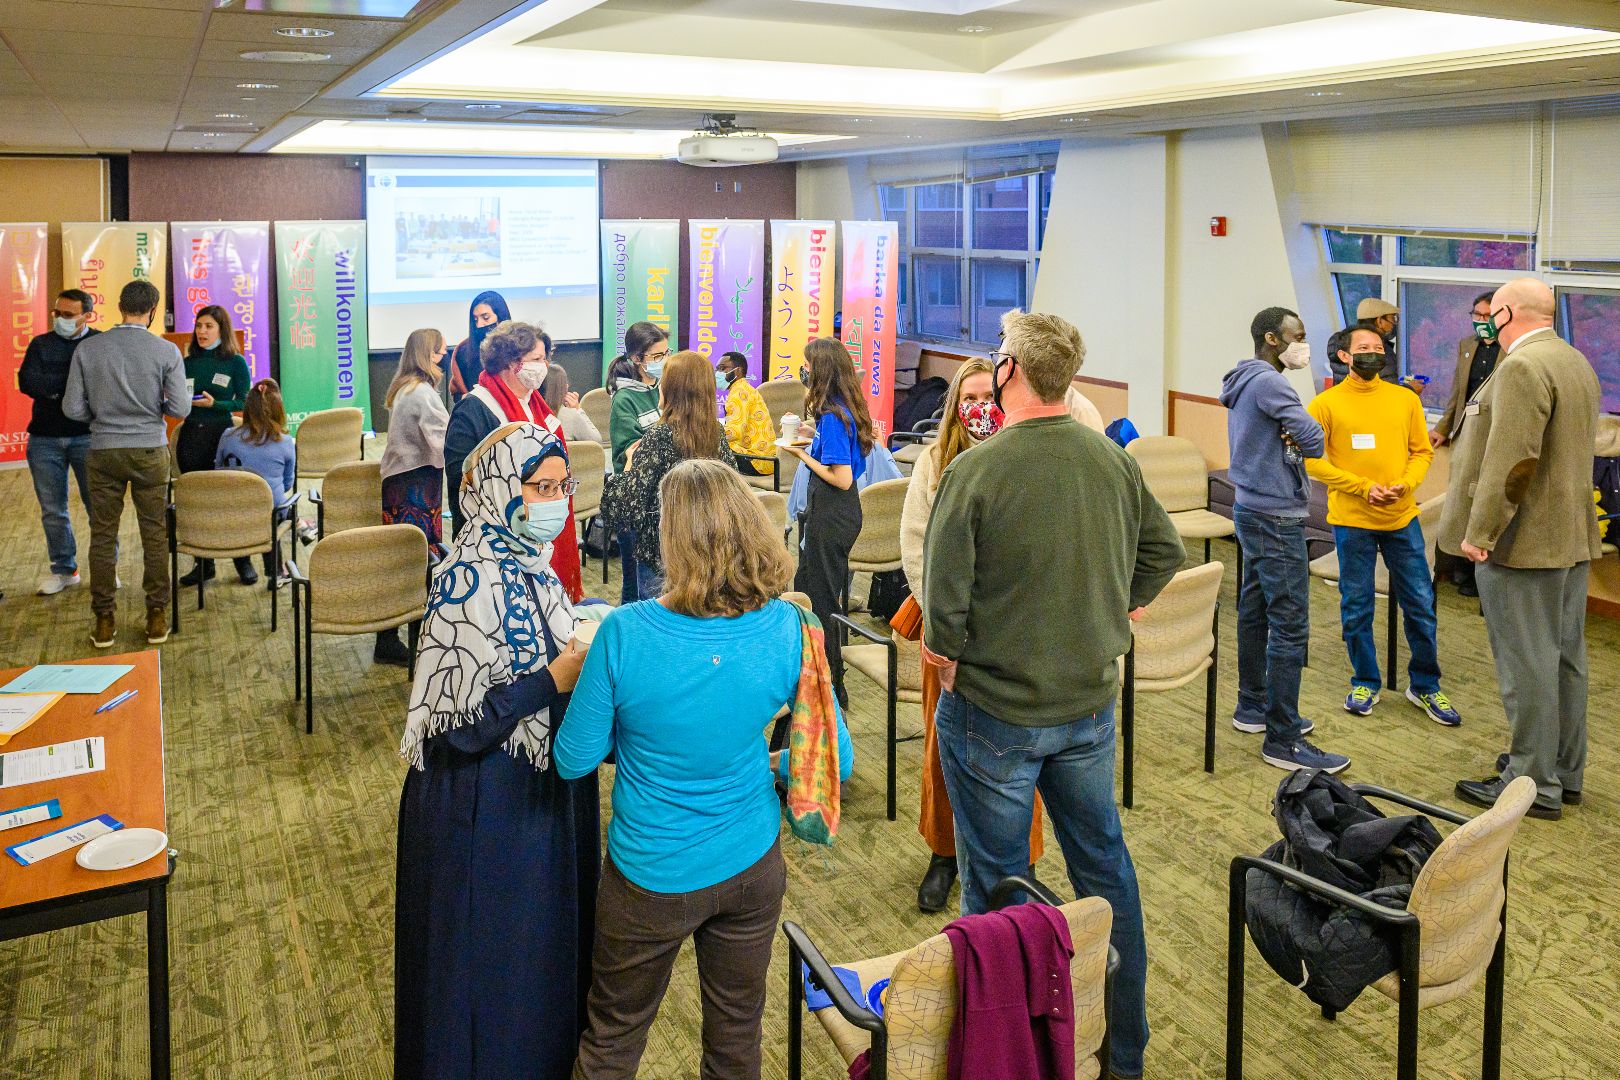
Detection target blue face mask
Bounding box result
[198,340,219,351]
[715,368,731,390]
[643,359,665,380]
[519,497,570,544]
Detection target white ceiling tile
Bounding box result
[205,12,402,48]
[0,4,204,35]
[4,30,202,59]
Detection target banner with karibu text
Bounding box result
[840,221,900,439]
[600,220,679,380]
[768,220,835,381]
[1,223,48,464]
[61,222,167,335]
[171,222,271,382]
[687,220,764,380]
[274,221,370,430]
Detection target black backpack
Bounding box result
[893,377,949,435]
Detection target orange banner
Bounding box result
[2,223,48,464]
[768,220,835,381]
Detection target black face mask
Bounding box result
[991,357,1015,412]
[1350,352,1386,379]
[799,366,810,384]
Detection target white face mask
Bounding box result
[54,316,81,338]
[517,360,548,391]
[1278,340,1312,370]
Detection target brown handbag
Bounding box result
[889,593,923,641]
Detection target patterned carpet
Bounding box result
[0,460,1615,1080]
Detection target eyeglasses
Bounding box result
[989,350,1017,366]
[525,478,577,498]
[50,310,81,320]
[646,348,671,362]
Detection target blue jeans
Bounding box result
[634,560,664,601]
[1232,506,1309,743]
[617,527,639,606]
[27,434,92,576]
[934,690,1149,1077]
[1334,520,1441,695]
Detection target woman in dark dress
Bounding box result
[395,421,600,1080]
[446,289,509,401]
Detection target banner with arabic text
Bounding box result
[62,222,167,335]
[687,219,763,383]
[274,221,370,430]
[171,222,271,382]
[840,221,900,439]
[1,223,48,464]
[599,220,678,380]
[768,220,835,382]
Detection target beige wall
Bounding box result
[0,156,109,295]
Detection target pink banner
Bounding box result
[171,222,271,381]
[2,223,48,464]
[840,221,899,439]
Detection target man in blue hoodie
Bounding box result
[1219,307,1350,773]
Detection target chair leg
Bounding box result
[304,601,315,735]
[1396,925,1421,1080]
[1203,537,1211,564]
[1225,859,1247,1080]
[1483,901,1507,1080]
[197,558,205,610]
[169,546,180,636]
[886,651,898,823]
[1122,646,1135,810]
[787,934,803,1080]
[1387,589,1399,694]
[270,541,279,633]
[292,582,302,700]
[1205,648,1217,775]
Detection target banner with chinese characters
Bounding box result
[171,222,270,382]
[767,220,835,381]
[687,219,764,383]
[599,220,678,380]
[840,220,900,439]
[61,222,167,335]
[274,220,370,430]
[1,223,48,464]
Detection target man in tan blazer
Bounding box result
[1432,291,1503,596]
[1437,278,1602,821]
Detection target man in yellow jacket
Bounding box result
[1305,326,1462,726]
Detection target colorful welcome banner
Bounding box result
[600,220,679,379]
[62,222,167,335]
[274,220,370,430]
[687,219,764,378]
[841,221,900,439]
[1,223,48,464]
[768,220,835,381]
[171,222,271,382]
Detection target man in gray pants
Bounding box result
[1438,277,1602,821]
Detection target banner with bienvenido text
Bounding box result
[599,220,678,380]
[687,219,764,380]
[171,222,271,382]
[275,221,370,430]
[62,222,167,335]
[840,221,900,439]
[768,220,835,381]
[1,223,48,464]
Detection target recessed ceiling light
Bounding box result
[276,26,335,38]
[1058,116,1089,123]
[1306,91,1344,97]
[239,50,331,62]
[464,103,503,110]
[957,25,990,33]
[236,82,280,89]
[214,112,246,119]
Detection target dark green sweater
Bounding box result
[607,379,662,472]
[183,349,252,420]
[922,414,1185,725]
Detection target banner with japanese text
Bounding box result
[274,220,370,430]
[1,223,48,464]
[687,219,763,382]
[599,220,678,380]
[767,220,835,381]
[61,222,167,335]
[840,220,899,439]
[171,222,271,382]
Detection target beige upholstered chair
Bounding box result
[580,387,612,440]
[167,470,294,634]
[569,440,608,580]
[849,477,908,578]
[1120,561,1223,809]
[760,378,808,435]
[1127,435,1237,564]
[311,460,383,538]
[829,611,923,822]
[755,489,790,546]
[291,524,428,734]
[294,406,365,480]
[744,444,802,493]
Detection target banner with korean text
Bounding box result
[61,222,167,335]
[767,220,835,382]
[274,220,370,430]
[687,219,763,381]
[840,220,899,439]
[1,223,48,464]
[599,220,678,380]
[171,222,271,382]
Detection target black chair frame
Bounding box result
[828,611,921,822]
[290,558,421,735]
[1120,600,1219,810]
[734,452,784,492]
[167,495,296,635]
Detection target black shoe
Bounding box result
[233,557,259,586]
[373,630,412,667]
[1455,776,1562,820]
[1458,580,1479,597]
[1493,754,1581,804]
[917,854,958,913]
[178,560,216,586]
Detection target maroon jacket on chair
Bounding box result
[943,903,1076,1080]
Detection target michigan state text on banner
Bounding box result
[599,220,679,380]
[61,222,168,335]
[1,223,48,464]
[274,221,370,430]
[171,222,271,382]
[687,220,764,375]
[768,221,835,382]
[840,221,899,439]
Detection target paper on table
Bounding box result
[6,814,122,867]
[0,737,106,789]
[0,693,62,745]
[0,665,134,695]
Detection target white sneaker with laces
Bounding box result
[37,572,81,596]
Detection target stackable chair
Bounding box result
[294,406,366,482]
[569,440,608,580]
[829,612,922,822]
[310,459,382,539]
[579,388,612,440]
[167,470,296,634]
[1127,435,1239,573]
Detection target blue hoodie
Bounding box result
[1218,358,1325,517]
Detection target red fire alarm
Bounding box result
[1210,216,1228,237]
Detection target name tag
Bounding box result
[1351,433,1376,450]
[638,410,659,427]
[1464,402,1481,417]
[212,372,232,389]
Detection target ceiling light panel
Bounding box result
[271,118,853,158]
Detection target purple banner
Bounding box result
[688,219,764,384]
[171,221,271,381]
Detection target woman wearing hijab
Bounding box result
[395,421,600,1080]
[447,289,510,401]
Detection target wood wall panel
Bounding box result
[0,156,109,294]
[127,153,363,224]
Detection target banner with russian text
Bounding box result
[840,220,900,439]
[768,220,835,381]
[2,223,48,464]
[687,219,764,383]
[275,220,370,430]
[62,222,167,335]
[171,222,271,382]
[599,220,678,380]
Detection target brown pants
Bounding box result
[87,446,170,617]
[573,843,786,1080]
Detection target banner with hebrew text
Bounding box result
[840,221,899,439]
[768,220,835,382]
[1,223,48,463]
[274,220,370,430]
[62,222,167,335]
[171,222,270,382]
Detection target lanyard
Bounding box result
[521,573,561,661]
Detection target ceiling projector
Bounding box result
[678,114,778,166]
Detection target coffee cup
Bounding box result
[780,414,801,443]
[570,621,598,651]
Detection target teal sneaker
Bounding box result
[1408,688,1462,727]
[1344,686,1379,716]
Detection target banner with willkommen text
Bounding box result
[274,220,370,430]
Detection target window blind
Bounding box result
[1544,98,1620,263]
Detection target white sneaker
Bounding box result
[37,572,81,596]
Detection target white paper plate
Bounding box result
[76,827,168,871]
[774,437,811,448]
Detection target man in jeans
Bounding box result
[63,280,190,648]
[1219,307,1351,773]
[923,309,1184,1080]
[19,289,100,595]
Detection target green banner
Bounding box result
[275,220,370,430]
[600,219,678,380]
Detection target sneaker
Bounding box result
[91,614,117,649]
[1261,737,1350,774]
[37,572,81,596]
[145,609,170,645]
[1344,686,1380,716]
[1407,688,1461,726]
[1233,714,1313,735]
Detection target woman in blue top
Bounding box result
[213,379,297,586]
[556,459,852,1080]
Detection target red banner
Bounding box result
[840,221,899,439]
[1,223,48,464]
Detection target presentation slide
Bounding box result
[365,155,600,350]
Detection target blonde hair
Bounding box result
[927,357,994,476]
[386,327,445,408]
[659,459,792,618]
[999,309,1086,403]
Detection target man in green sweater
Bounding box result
[922,309,1183,1080]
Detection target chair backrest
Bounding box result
[759,378,808,436]
[1407,775,1536,989]
[580,387,612,439]
[1127,435,1210,514]
[755,489,789,536]
[1415,492,1446,569]
[849,477,909,570]
[167,421,183,477]
[570,440,606,518]
[296,407,364,479]
[174,470,274,557]
[321,460,384,536]
[1131,561,1223,682]
[307,524,429,635]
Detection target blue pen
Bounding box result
[95,690,137,714]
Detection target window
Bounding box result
[1397,280,1488,409]
[913,183,963,248]
[1332,273,1382,328]
[971,260,1026,342]
[914,255,963,339]
[1324,228,1382,264]
[1398,237,1534,271]
[1557,288,1620,414]
[972,176,1030,250]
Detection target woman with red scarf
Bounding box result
[444,320,585,601]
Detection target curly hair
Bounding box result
[480,320,539,377]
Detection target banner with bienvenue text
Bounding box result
[599,220,679,380]
[61,222,167,335]
[1,223,48,464]
[840,221,900,439]
[274,221,370,430]
[768,220,835,381]
[171,222,271,382]
[687,219,764,384]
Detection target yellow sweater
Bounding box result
[1304,375,1433,531]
